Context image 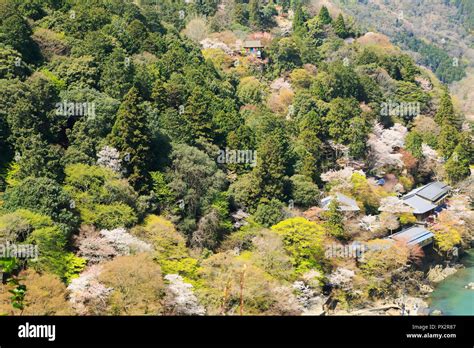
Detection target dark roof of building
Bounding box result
[417,182,450,201]
[403,195,437,214]
[388,226,434,246]
[402,181,450,214]
[404,182,450,202]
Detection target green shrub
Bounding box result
[64,164,139,228]
[271,217,326,275]
[2,177,79,234]
[26,225,79,282]
[81,203,138,229]
[131,215,200,282]
[253,199,285,228]
[290,175,319,208]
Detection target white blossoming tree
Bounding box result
[378,196,413,213]
[367,123,408,174]
[67,266,112,315]
[100,228,153,255]
[163,274,205,316]
[97,146,122,173]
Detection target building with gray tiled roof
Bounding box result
[387,225,434,247]
[402,181,450,221]
[321,192,360,212]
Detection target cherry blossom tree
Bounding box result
[367,123,407,174]
[378,196,413,213]
[97,146,122,173]
[163,274,205,316]
[100,227,153,255]
[67,266,112,315]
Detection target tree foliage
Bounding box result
[109,87,151,193]
[271,217,326,275]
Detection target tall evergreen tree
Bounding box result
[183,86,215,143]
[297,129,322,181]
[437,121,459,158]
[444,133,472,183]
[0,12,40,63]
[318,5,332,25]
[252,132,290,202]
[405,131,424,159]
[16,133,65,182]
[109,87,151,193]
[435,89,460,128]
[151,77,168,112]
[292,4,306,36]
[99,48,134,99]
[333,14,348,38]
[233,3,248,25]
[325,97,361,143]
[323,200,345,239]
[249,0,262,29]
[348,116,369,159]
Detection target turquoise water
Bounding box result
[428,250,474,315]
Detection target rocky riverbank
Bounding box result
[427,264,462,283]
[317,261,467,316]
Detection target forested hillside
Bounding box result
[0,0,472,316]
[329,0,473,83]
[325,0,474,120]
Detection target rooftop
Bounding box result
[402,181,450,214]
[321,192,360,212]
[388,226,434,247]
[403,195,437,214]
[404,182,450,203]
[243,40,263,48]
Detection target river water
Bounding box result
[428,250,474,315]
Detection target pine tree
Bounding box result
[333,14,348,38]
[249,0,262,29]
[183,86,215,143]
[405,131,423,159]
[437,121,459,158]
[435,89,460,128]
[318,5,332,25]
[445,145,471,183]
[323,199,346,239]
[292,4,306,36]
[109,87,151,193]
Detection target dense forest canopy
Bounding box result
[0,0,472,316]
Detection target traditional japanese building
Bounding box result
[387,226,434,248]
[243,40,263,58]
[320,192,360,213]
[402,181,450,221]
